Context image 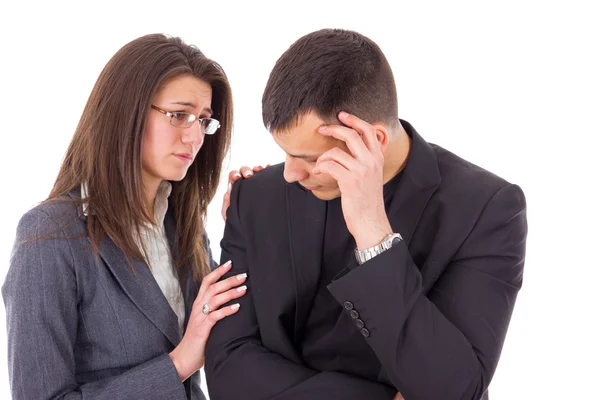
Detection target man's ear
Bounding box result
[372,123,390,153]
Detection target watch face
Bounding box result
[391,237,402,245]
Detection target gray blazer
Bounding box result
[2,191,208,400]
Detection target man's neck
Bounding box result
[382,125,411,184]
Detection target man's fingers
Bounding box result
[337,111,380,152]
[313,160,349,183]
[317,124,371,160]
[315,147,360,172]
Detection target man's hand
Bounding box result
[392,392,405,400]
[313,111,392,250]
[221,165,269,221]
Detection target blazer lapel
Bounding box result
[97,236,182,347]
[387,120,441,246]
[286,183,327,345]
[67,189,183,347]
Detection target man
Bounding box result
[205,29,527,400]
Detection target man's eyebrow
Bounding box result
[288,153,320,160]
[170,101,213,115]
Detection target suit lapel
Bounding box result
[286,183,327,345]
[387,120,441,246]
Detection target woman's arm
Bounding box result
[2,209,245,399]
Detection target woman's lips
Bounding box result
[174,153,193,163]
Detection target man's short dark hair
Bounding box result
[262,28,399,133]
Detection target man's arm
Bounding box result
[328,184,527,399]
[204,180,396,400]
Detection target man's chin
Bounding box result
[310,188,341,201]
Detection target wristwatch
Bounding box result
[355,233,403,265]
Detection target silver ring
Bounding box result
[202,303,212,315]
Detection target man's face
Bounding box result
[273,111,350,200]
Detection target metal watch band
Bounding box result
[355,233,403,265]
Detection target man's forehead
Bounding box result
[274,126,337,152]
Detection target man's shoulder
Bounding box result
[229,163,290,224]
[430,143,515,200]
[236,162,287,195]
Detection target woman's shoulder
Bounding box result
[17,194,85,238]
[6,194,87,289]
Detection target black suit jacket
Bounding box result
[205,121,527,400]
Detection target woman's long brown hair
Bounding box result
[48,34,232,280]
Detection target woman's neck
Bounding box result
[141,173,162,217]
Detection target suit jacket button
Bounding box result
[360,328,370,337]
[355,319,365,328]
[343,301,354,310]
[349,310,359,319]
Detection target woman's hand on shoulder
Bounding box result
[221,164,269,221]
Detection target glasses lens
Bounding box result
[202,119,220,135]
[170,112,195,128]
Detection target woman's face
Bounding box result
[141,74,213,187]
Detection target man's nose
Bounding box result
[283,157,309,183]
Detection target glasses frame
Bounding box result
[150,105,220,135]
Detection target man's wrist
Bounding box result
[355,232,403,265]
[354,221,393,250]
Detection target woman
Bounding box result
[2,34,255,399]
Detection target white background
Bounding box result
[1,0,598,398]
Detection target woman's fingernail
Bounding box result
[222,260,232,269]
[231,303,240,310]
[233,172,241,178]
[318,125,328,132]
[236,273,247,280]
[237,285,247,292]
[339,111,349,119]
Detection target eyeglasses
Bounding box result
[151,105,221,135]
